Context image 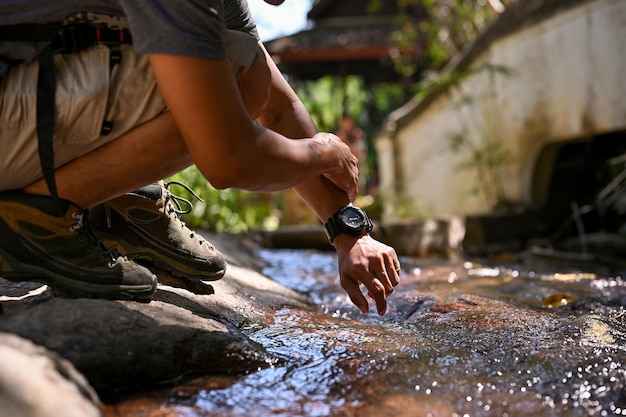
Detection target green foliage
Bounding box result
[292,75,406,183]
[292,74,409,134]
[292,75,370,132]
[414,62,514,100]
[370,83,406,113]
[367,0,385,13]
[387,0,513,75]
[166,167,278,233]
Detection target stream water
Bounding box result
[106,248,626,417]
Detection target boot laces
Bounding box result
[70,209,126,265]
[163,180,201,215]
[163,181,212,247]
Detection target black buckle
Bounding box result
[50,25,132,54]
[51,25,92,53]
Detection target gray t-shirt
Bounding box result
[0,0,259,75]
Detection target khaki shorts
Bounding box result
[0,29,260,191]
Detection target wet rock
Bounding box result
[0,297,276,392]
[0,332,102,417]
[0,233,311,395]
[100,246,626,416]
[387,292,625,416]
[402,292,624,376]
[404,293,561,328]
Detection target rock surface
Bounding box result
[0,232,309,415]
[3,230,625,417]
[0,332,102,417]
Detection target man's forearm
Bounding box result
[294,176,351,222]
[257,99,351,221]
[253,42,398,317]
[255,42,355,221]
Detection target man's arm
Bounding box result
[255,43,401,316]
[148,53,358,198]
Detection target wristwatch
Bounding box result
[324,205,373,244]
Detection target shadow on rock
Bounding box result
[0,234,313,406]
[0,296,278,393]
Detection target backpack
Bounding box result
[0,22,131,213]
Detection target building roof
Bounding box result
[264,0,426,83]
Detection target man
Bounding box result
[0,0,401,316]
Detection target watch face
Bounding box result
[339,207,364,229]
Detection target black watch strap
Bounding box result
[324,215,343,242]
[323,205,373,243]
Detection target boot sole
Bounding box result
[137,251,226,281]
[97,230,226,281]
[0,249,157,300]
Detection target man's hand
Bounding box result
[313,133,360,202]
[332,233,401,316]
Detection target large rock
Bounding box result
[0,296,276,392]
[0,232,311,407]
[0,333,102,417]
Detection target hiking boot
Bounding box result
[0,191,157,300]
[90,181,227,281]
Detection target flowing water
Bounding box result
[106,248,626,417]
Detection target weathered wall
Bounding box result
[375,0,626,220]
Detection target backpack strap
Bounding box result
[0,24,63,213]
[36,46,60,213]
[1,23,132,215]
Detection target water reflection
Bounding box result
[107,248,626,417]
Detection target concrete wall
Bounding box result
[375,0,626,221]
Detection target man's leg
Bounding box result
[21,111,226,280]
[0,44,184,299]
[0,110,225,297]
[22,112,190,208]
[0,112,187,299]
[18,29,268,209]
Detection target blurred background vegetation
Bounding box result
[168,0,512,233]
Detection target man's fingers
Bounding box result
[340,274,369,314]
[388,258,401,287]
[341,272,387,315]
[372,270,394,296]
[336,238,401,317]
[360,274,387,316]
[372,256,400,295]
[380,250,401,289]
